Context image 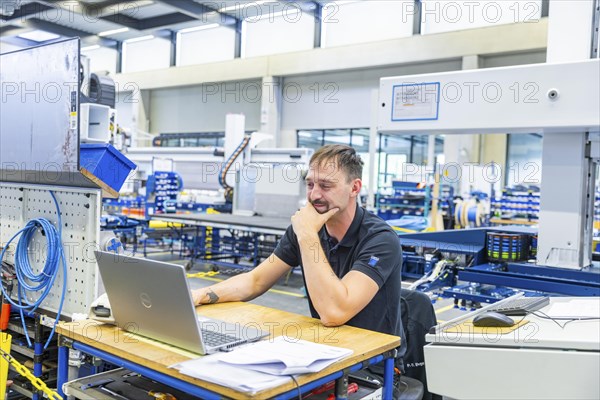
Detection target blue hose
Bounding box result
[0,191,67,349]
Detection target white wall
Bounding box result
[281,59,462,131]
[115,91,137,133]
[177,26,236,66]
[148,80,262,134]
[322,0,414,47]
[114,19,548,90]
[481,51,546,68]
[81,46,118,75]
[243,12,314,58]
[123,37,170,73]
[110,19,548,145]
[421,0,543,34]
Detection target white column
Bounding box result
[537,0,596,269]
[461,55,480,70]
[442,56,482,196]
[367,89,379,209]
[225,114,246,160]
[260,76,282,147]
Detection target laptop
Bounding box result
[94,251,269,355]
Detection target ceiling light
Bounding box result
[179,23,220,34]
[219,1,271,13]
[98,27,129,37]
[81,44,101,51]
[134,0,154,6]
[124,35,154,43]
[17,30,60,42]
[332,1,360,5]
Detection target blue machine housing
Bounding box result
[398,227,600,301]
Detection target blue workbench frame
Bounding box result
[57,339,396,399]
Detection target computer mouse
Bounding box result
[472,311,515,327]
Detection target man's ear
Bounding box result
[350,178,362,197]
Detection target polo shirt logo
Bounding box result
[368,256,379,267]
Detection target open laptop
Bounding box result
[94,251,269,355]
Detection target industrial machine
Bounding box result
[378,1,600,301]
[121,115,312,268]
[0,38,139,398]
[125,115,312,219]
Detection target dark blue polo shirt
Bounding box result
[274,204,406,361]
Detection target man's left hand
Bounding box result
[291,202,338,239]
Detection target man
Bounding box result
[192,144,405,395]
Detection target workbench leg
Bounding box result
[33,316,43,400]
[383,357,394,400]
[33,340,43,400]
[334,373,349,399]
[57,344,69,398]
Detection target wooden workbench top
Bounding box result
[58,302,400,399]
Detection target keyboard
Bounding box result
[201,329,242,347]
[488,296,550,316]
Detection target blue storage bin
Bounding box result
[80,143,136,193]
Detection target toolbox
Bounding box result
[62,368,196,400]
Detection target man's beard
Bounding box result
[311,200,330,214]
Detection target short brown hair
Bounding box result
[309,144,363,182]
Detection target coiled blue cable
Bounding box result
[0,191,67,349]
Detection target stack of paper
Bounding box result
[172,354,292,393]
[170,336,353,393]
[219,335,353,375]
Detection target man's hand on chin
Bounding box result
[291,202,339,239]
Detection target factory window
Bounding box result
[420,0,543,35]
[177,25,236,66]
[296,129,443,193]
[243,7,315,58]
[505,133,542,187]
[377,134,444,188]
[323,129,352,147]
[322,0,414,47]
[152,132,226,147]
[297,130,324,149]
[351,128,370,153]
[297,129,369,151]
[297,128,372,190]
[122,36,170,73]
[378,135,410,188]
[82,46,118,76]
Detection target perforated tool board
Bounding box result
[0,182,101,317]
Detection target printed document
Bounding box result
[170,336,352,393]
[218,335,353,375]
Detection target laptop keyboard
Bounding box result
[488,296,550,316]
[201,328,241,347]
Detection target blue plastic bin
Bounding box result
[80,143,136,193]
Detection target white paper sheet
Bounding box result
[218,336,353,375]
[170,336,353,393]
[171,353,292,394]
[544,298,600,318]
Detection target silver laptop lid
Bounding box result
[94,251,269,354]
[94,251,208,354]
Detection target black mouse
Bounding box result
[472,311,515,327]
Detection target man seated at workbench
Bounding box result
[192,144,406,398]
